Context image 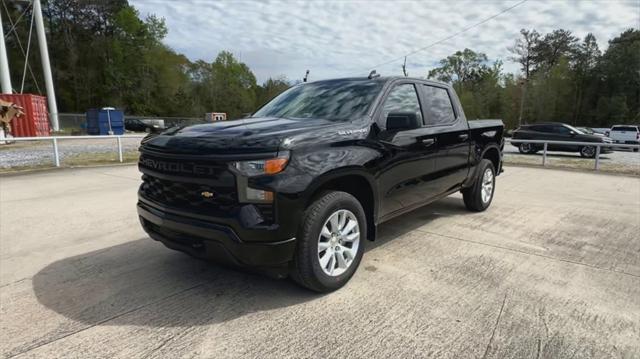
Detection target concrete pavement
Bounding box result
[1,165,639,358]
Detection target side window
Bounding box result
[379,84,423,130]
[554,125,571,134]
[422,85,456,125]
[532,125,552,133]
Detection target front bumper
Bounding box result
[613,140,639,145]
[137,200,296,268]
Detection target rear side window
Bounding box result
[611,126,638,132]
[422,85,456,125]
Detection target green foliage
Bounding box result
[429,28,640,128]
[3,0,290,119]
[2,1,637,128]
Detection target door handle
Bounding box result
[458,134,469,141]
[421,138,435,146]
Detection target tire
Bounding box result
[518,143,536,154]
[462,159,496,212]
[579,146,596,158]
[291,191,366,292]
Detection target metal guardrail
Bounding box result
[4,135,147,167]
[506,139,640,170]
[2,135,638,171]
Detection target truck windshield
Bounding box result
[253,79,383,121]
[612,126,638,132]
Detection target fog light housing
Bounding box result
[245,187,274,203]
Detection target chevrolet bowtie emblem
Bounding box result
[200,191,215,198]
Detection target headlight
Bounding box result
[232,153,290,203]
[232,154,289,177]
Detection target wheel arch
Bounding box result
[304,169,378,241]
[482,145,501,174]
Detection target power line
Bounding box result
[366,0,528,73]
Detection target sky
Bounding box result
[129,0,640,84]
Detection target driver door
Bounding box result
[376,82,440,220]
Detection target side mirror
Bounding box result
[385,112,419,132]
[569,131,576,136]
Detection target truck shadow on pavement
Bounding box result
[32,197,468,328]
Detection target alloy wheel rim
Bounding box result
[317,209,360,276]
[481,168,494,204]
[582,146,594,156]
[521,143,531,152]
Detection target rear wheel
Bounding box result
[518,143,537,154]
[580,146,596,158]
[291,191,366,292]
[462,159,495,212]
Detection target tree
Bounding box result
[533,29,578,72]
[428,49,503,122]
[598,29,640,122]
[427,48,490,93]
[256,77,290,108]
[508,29,540,80]
[209,51,257,119]
[571,33,600,124]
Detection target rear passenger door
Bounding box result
[537,124,572,151]
[420,84,470,193]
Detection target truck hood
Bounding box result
[141,116,370,155]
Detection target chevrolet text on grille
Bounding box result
[139,157,219,175]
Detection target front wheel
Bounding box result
[291,191,366,292]
[462,159,496,212]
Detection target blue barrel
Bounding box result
[86,109,125,135]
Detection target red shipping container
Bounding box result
[0,94,51,137]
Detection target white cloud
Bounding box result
[130,0,640,83]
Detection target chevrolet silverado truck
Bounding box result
[137,77,504,292]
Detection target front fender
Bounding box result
[248,144,382,239]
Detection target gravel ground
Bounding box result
[0,137,143,168]
[503,144,640,175]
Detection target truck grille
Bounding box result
[140,174,238,216]
[138,153,275,224]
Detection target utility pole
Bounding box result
[517,79,527,126]
[33,0,59,131]
[0,9,13,93]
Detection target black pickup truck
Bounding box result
[137,77,504,292]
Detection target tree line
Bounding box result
[3,0,290,120]
[3,1,638,128]
[428,28,639,129]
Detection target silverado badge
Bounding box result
[200,191,215,198]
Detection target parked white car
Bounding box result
[606,125,640,151]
